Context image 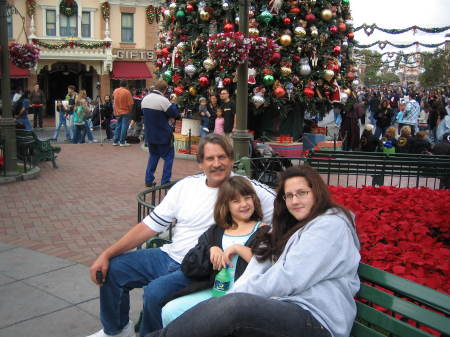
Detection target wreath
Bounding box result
[101,2,110,21]
[26,0,36,17]
[207,32,249,71]
[248,36,277,68]
[60,0,78,17]
[9,43,40,69]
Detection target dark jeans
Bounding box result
[146,144,174,185]
[146,293,331,337]
[32,105,43,128]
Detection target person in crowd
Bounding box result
[380,126,397,149]
[360,124,379,152]
[65,85,78,141]
[368,91,380,125]
[128,89,144,140]
[141,80,180,188]
[374,99,393,139]
[52,100,71,141]
[78,90,97,144]
[147,165,360,337]
[399,94,420,135]
[30,83,45,129]
[432,132,450,155]
[12,88,23,103]
[198,97,210,137]
[85,133,275,337]
[14,90,32,131]
[101,95,114,141]
[446,99,450,116]
[112,80,134,146]
[72,98,86,144]
[410,131,432,154]
[396,125,414,153]
[436,114,450,143]
[213,107,225,135]
[207,94,219,133]
[220,89,236,143]
[340,95,364,151]
[161,175,265,326]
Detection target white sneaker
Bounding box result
[86,321,135,337]
[112,142,119,146]
[120,142,131,147]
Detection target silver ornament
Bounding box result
[299,57,312,76]
[252,95,265,108]
[294,27,307,37]
[203,58,216,71]
[235,16,240,25]
[184,64,197,78]
[222,1,229,11]
[352,79,360,87]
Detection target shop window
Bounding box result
[46,9,56,36]
[81,11,91,37]
[7,14,12,39]
[121,13,133,42]
[60,13,77,37]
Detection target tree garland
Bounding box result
[26,0,36,17]
[101,2,110,21]
[354,23,450,36]
[146,5,160,24]
[355,40,449,49]
[59,0,78,17]
[32,39,111,49]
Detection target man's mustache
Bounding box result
[210,166,225,173]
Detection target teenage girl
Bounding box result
[72,98,86,144]
[160,176,265,326]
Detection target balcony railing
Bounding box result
[32,37,111,60]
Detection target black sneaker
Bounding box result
[145,182,156,188]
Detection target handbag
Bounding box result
[181,243,213,280]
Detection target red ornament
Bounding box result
[174,86,184,96]
[161,47,170,57]
[199,76,209,87]
[333,45,341,56]
[290,7,301,15]
[329,26,338,34]
[283,17,292,26]
[305,13,316,23]
[338,23,347,32]
[293,55,300,62]
[332,64,340,73]
[155,60,163,68]
[224,23,234,33]
[270,52,281,63]
[172,73,182,84]
[347,32,355,40]
[186,3,194,12]
[324,90,331,98]
[274,87,286,98]
[262,68,273,75]
[303,87,315,99]
[223,77,231,86]
[155,49,162,56]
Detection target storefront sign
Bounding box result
[113,49,154,61]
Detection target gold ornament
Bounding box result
[321,9,332,21]
[294,27,306,37]
[249,28,260,36]
[344,88,352,96]
[323,69,334,82]
[280,34,292,46]
[310,26,318,37]
[189,87,198,96]
[199,10,210,21]
[280,66,292,76]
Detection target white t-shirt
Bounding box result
[143,173,275,263]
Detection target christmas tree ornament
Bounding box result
[332,63,340,73]
[310,26,319,37]
[259,10,273,25]
[249,28,260,36]
[248,8,255,18]
[303,87,315,99]
[352,79,359,87]
[203,58,216,70]
[184,64,197,77]
[222,1,229,11]
[323,69,334,82]
[343,88,352,96]
[333,45,341,56]
[329,25,338,34]
[199,10,210,21]
[274,87,286,98]
[270,52,282,63]
[224,23,234,33]
[342,0,350,5]
[163,9,170,17]
[321,9,332,21]
[338,22,347,32]
[169,2,177,13]
[346,71,356,81]
[294,27,307,37]
[283,17,292,26]
[189,86,198,96]
[161,47,170,57]
[186,3,194,12]
[280,66,292,76]
[340,91,349,103]
[263,74,275,86]
[177,42,186,52]
[290,7,301,16]
[248,68,257,85]
[223,77,231,86]
[347,32,354,40]
[298,19,308,28]
[199,76,209,87]
[174,86,184,96]
[155,60,163,68]
[308,0,317,5]
[235,16,240,24]
[299,57,312,76]
[216,77,224,89]
[285,82,294,99]
[292,75,300,84]
[176,10,186,20]
[293,54,300,62]
[305,13,316,23]
[163,70,173,82]
[172,73,182,84]
[280,34,292,46]
[252,94,265,108]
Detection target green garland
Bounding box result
[60,0,78,17]
[354,24,450,36]
[32,39,111,49]
[355,40,449,49]
[26,0,36,17]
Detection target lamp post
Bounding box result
[232,0,251,160]
[0,0,18,176]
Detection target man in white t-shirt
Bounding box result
[86,134,275,337]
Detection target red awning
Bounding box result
[0,62,31,78]
[111,61,152,80]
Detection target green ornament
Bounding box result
[163,70,173,83]
[176,10,185,19]
[263,74,275,86]
[259,10,273,25]
[342,0,350,4]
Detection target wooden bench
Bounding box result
[16,130,61,169]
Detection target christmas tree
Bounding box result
[154,0,357,138]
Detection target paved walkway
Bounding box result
[0,126,199,336]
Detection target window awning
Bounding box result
[111,61,152,80]
[0,62,31,78]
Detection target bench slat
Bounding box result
[356,301,431,337]
[358,284,450,334]
[350,321,386,337]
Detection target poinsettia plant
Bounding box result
[248,36,278,69]
[9,43,40,69]
[207,32,250,71]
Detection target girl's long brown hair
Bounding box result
[252,165,354,261]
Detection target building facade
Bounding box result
[6,0,159,114]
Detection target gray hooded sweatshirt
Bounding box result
[229,208,360,337]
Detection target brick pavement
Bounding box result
[0,141,200,266]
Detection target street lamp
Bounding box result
[0,0,18,176]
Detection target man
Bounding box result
[65,85,78,141]
[112,80,134,146]
[219,89,236,143]
[400,93,420,135]
[86,133,275,337]
[141,80,179,187]
[30,83,45,129]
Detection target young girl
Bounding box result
[72,98,86,144]
[213,107,225,135]
[52,100,71,141]
[160,176,265,326]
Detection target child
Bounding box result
[396,125,414,153]
[52,100,71,141]
[360,124,379,152]
[72,98,86,144]
[198,97,210,137]
[161,176,265,326]
[213,107,225,135]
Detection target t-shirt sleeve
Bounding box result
[251,181,275,223]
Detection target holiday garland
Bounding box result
[59,0,77,17]
[26,0,36,17]
[146,5,160,24]
[355,40,449,49]
[9,43,40,69]
[207,32,250,70]
[32,39,111,49]
[101,2,110,21]
[354,23,450,36]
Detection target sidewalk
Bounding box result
[0,126,200,336]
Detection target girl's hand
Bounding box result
[222,244,239,268]
[210,246,225,270]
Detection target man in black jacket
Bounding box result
[220,89,235,143]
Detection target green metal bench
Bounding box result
[15,129,61,168]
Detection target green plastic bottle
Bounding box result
[211,267,231,297]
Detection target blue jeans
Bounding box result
[374,126,387,139]
[99,248,191,337]
[146,144,174,185]
[81,119,94,143]
[53,119,71,140]
[113,114,130,144]
[72,124,84,144]
[16,116,33,131]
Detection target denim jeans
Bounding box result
[99,248,191,337]
[146,293,331,337]
[73,124,84,144]
[374,126,387,139]
[53,119,71,140]
[113,114,130,144]
[16,116,33,131]
[81,119,94,143]
[146,144,174,185]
